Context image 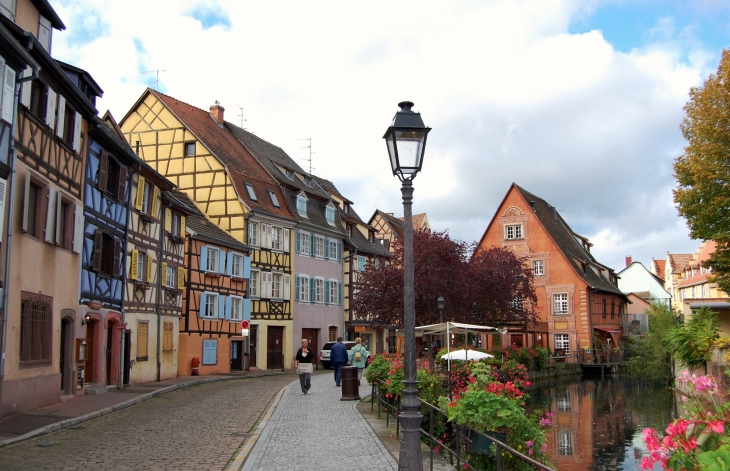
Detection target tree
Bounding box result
[674,49,730,293]
[624,304,683,383]
[351,229,537,328]
[665,306,720,372]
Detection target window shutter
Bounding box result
[224,296,232,321]
[164,208,172,232]
[324,280,330,305]
[98,150,108,192]
[55,95,65,138]
[146,253,153,283]
[243,299,251,322]
[21,168,30,233]
[130,249,139,280]
[1,64,15,124]
[338,282,342,305]
[295,276,300,302]
[310,278,315,303]
[0,178,6,242]
[45,87,56,128]
[248,222,254,245]
[218,294,225,319]
[19,69,30,108]
[199,246,208,271]
[151,185,159,216]
[117,165,127,202]
[72,111,82,152]
[226,251,233,276]
[92,230,103,272]
[72,203,84,253]
[243,256,251,279]
[134,175,145,210]
[177,266,185,290]
[218,249,225,275]
[283,274,290,301]
[199,293,207,317]
[180,215,186,235]
[44,187,57,243]
[337,242,342,262]
[114,237,123,276]
[283,229,290,253]
[295,231,301,253]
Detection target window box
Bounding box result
[139,213,153,224]
[134,281,149,290]
[205,272,222,279]
[164,287,182,295]
[168,234,185,244]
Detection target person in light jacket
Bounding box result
[349,337,368,386]
[330,337,349,387]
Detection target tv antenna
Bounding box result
[143,69,166,90]
[298,138,314,174]
[234,103,248,130]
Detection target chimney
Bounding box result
[210,101,225,123]
[625,256,632,267]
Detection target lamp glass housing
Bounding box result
[437,295,445,311]
[383,101,430,181]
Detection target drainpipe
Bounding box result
[0,61,39,401]
[117,145,133,390]
[156,196,169,382]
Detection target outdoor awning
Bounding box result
[593,327,622,333]
[415,322,498,337]
[689,302,730,310]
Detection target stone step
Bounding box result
[84,385,108,395]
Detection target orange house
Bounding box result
[477,184,627,356]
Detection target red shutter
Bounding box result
[113,237,123,276]
[98,150,108,192]
[92,230,103,272]
[117,164,127,202]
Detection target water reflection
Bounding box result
[526,375,678,471]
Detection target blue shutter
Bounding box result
[203,340,216,365]
[218,250,226,274]
[324,239,330,259]
[324,280,330,305]
[338,282,342,305]
[200,246,208,271]
[243,299,251,321]
[295,276,300,301]
[310,277,315,303]
[199,292,207,317]
[224,296,232,320]
[337,242,342,262]
[226,252,233,276]
[296,231,301,253]
[243,256,251,279]
[218,295,225,319]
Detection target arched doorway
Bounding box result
[60,311,75,395]
[105,313,122,387]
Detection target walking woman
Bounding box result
[349,337,368,386]
[294,338,314,394]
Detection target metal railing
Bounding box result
[579,348,624,365]
[371,380,555,471]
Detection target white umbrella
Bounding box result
[440,349,493,361]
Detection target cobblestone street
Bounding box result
[0,375,295,471]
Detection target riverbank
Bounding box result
[528,362,581,381]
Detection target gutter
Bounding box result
[156,197,169,382]
[117,154,133,390]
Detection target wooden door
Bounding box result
[249,325,257,368]
[85,322,95,383]
[267,326,284,369]
[105,326,113,385]
[302,329,319,366]
[230,341,243,370]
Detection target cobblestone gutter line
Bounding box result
[0,372,287,449]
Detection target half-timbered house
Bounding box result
[0,3,94,415]
[229,127,347,365]
[368,209,430,254]
[120,91,294,370]
[173,191,252,375]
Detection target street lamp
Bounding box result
[437,295,445,324]
[384,101,431,470]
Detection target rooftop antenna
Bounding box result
[234,103,248,130]
[297,137,314,174]
[143,69,166,91]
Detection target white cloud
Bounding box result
[50,0,709,268]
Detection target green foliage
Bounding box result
[364,353,396,384]
[625,304,683,382]
[417,368,445,405]
[665,306,721,370]
[697,446,730,471]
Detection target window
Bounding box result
[701,284,706,298]
[229,252,244,278]
[328,326,337,342]
[314,236,325,258]
[691,286,696,298]
[556,391,571,411]
[558,430,573,456]
[299,232,310,255]
[136,251,146,281]
[56,196,74,250]
[23,177,45,239]
[162,322,174,352]
[326,204,335,225]
[505,224,522,240]
[249,222,258,246]
[29,79,47,118]
[271,226,281,251]
[554,334,570,354]
[62,104,75,148]
[260,272,272,298]
[230,296,243,321]
[93,230,122,277]
[533,260,544,276]
[19,292,52,368]
[184,142,195,156]
[165,265,176,289]
[297,193,308,216]
[298,276,310,302]
[553,293,568,315]
[329,280,339,305]
[268,190,280,207]
[357,255,366,272]
[137,322,149,360]
[249,270,259,297]
[97,151,127,202]
[206,247,220,273]
[315,278,324,303]
[202,339,217,365]
[171,211,182,237]
[138,179,153,214]
[200,292,219,318]
[245,183,257,201]
[329,240,338,261]
[272,273,281,299]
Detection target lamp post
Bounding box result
[437,295,445,324]
[384,101,431,470]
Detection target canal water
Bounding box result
[526,375,678,471]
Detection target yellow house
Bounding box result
[677,241,730,333]
[119,90,296,370]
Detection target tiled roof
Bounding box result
[350,227,391,257]
[398,213,429,231]
[677,274,711,289]
[372,210,405,239]
[280,187,348,237]
[690,241,717,268]
[669,253,693,274]
[652,259,666,277]
[172,191,248,251]
[514,184,626,297]
[150,91,293,222]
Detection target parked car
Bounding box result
[320,341,370,369]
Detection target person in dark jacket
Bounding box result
[330,337,349,386]
[294,338,314,394]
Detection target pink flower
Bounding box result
[709,420,725,434]
[525,440,534,447]
[539,418,552,427]
[528,449,534,455]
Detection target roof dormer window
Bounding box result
[245,183,257,201]
[268,190,280,208]
[296,192,308,217]
[279,166,294,180]
[325,203,336,225]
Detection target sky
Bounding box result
[49,0,730,273]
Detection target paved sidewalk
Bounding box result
[241,374,398,471]
[0,371,285,446]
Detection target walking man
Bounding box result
[330,337,348,387]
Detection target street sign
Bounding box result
[355,326,365,333]
[241,320,250,330]
[241,329,249,337]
